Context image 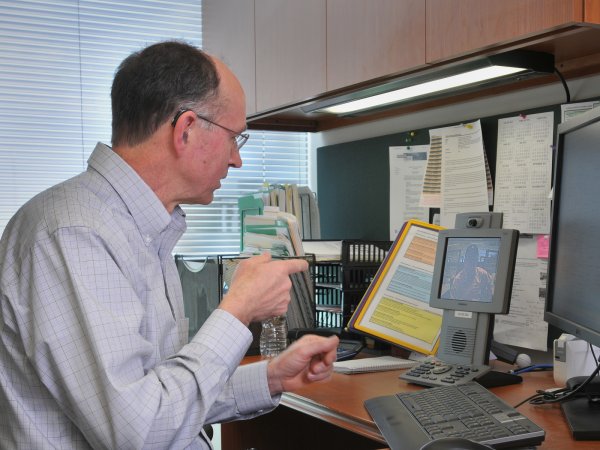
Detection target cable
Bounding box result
[513,387,569,409]
[513,350,600,409]
[590,342,599,365]
[554,67,571,103]
[510,364,553,375]
[530,362,600,406]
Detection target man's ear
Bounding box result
[172,111,195,150]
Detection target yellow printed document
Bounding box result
[348,220,444,355]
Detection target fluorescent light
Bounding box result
[321,66,526,114]
[301,51,555,117]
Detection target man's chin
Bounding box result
[199,195,214,205]
[203,192,216,204]
[188,193,214,206]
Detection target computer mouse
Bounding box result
[419,437,494,450]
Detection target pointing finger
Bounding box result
[270,258,309,275]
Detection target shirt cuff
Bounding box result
[231,360,280,415]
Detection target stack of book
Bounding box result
[241,206,315,330]
[242,206,303,258]
[238,184,320,243]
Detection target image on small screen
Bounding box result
[440,237,501,303]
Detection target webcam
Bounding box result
[455,212,504,230]
[466,216,484,228]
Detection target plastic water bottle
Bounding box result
[259,315,288,357]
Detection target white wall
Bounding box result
[310,73,600,192]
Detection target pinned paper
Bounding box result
[537,234,550,259]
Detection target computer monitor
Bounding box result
[430,228,519,314]
[545,106,600,352]
[544,106,600,439]
[429,228,519,366]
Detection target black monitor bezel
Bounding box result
[544,106,600,349]
[429,228,519,314]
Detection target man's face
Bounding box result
[181,63,246,205]
[190,121,243,204]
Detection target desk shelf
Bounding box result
[313,240,391,331]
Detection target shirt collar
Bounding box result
[87,143,186,242]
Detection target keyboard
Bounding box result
[365,382,545,450]
[400,357,491,387]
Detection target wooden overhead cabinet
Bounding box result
[255,0,326,112]
[202,0,256,116]
[203,0,326,116]
[426,0,600,63]
[326,0,427,91]
[205,0,600,130]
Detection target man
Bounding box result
[448,244,494,302]
[0,41,338,449]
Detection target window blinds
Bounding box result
[0,0,309,256]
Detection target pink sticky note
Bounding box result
[537,235,550,258]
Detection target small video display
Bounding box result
[440,237,501,303]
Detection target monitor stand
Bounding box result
[561,376,600,440]
[561,399,600,440]
[435,310,523,388]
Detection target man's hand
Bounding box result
[219,253,308,325]
[266,334,339,395]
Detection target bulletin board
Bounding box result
[316,103,570,240]
[317,99,600,350]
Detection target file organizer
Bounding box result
[175,253,315,356]
[312,240,391,331]
[175,256,220,341]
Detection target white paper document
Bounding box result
[493,112,554,234]
[389,145,429,240]
[561,100,600,123]
[494,236,548,351]
[431,120,490,228]
[301,240,341,261]
[333,355,417,374]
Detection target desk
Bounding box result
[221,356,598,450]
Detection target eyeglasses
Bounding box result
[171,108,249,150]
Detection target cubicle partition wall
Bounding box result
[315,100,600,348]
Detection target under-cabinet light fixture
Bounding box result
[302,50,555,116]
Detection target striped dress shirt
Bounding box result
[0,143,277,449]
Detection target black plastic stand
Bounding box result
[561,397,600,440]
[475,370,522,388]
[561,376,600,440]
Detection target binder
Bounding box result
[348,220,444,355]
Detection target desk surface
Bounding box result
[235,356,599,450]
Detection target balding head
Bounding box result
[111,41,221,147]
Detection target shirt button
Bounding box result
[144,235,152,244]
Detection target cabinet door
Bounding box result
[426,0,583,63]
[203,0,256,116]
[327,0,426,91]
[255,0,326,112]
